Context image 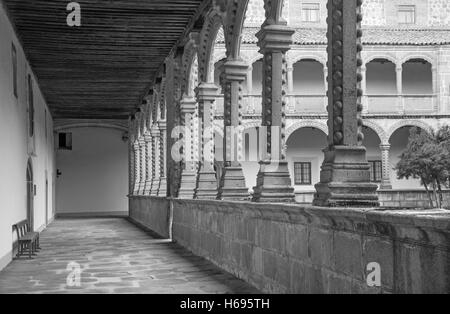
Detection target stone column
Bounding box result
[178,97,198,199]
[313,0,379,207]
[132,142,140,195]
[360,65,368,114]
[323,66,329,111]
[287,64,295,113]
[432,66,439,112]
[218,59,250,201]
[143,133,153,195]
[252,23,296,203]
[194,83,219,200]
[246,65,254,113]
[138,139,147,195]
[380,144,392,190]
[129,139,136,195]
[158,121,167,197]
[150,126,161,196]
[396,65,404,113]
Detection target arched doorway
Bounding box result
[26,159,34,231]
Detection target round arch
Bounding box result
[363,120,388,144]
[364,55,398,67]
[289,54,327,67]
[400,55,435,67]
[198,9,223,83]
[286,120,328,141]
[387,120,434,141]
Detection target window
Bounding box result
[294,162,312,185]
[369,161,382,183]
[27,74,34,137]
[398,5,415,24]
[12,43,18,98]
[301,3,320,23]
[58,133,73,150]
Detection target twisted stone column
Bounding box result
[194,83,219,200]
[143,133,153,195]
[129,138,135,195]
[313,0,379,207]
[132,142,140,195]
[138,139,147,195]
[252,23,296,203]
[150,126,161,196]
[158,121,168,197]
[380,143,392,190]
[178,97,197,199]
[218,59,250,201]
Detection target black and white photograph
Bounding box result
[0,0,449,299]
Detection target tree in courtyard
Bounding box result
[395,126,450,209]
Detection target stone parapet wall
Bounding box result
[171,200,449,294]
[129,197,450,293]
[128,196,171,238]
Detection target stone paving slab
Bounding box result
[0,218,259,294]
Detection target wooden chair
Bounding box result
[13,220,40,259]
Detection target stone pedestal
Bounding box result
[218,59,249,201]
[252,161,295,203]
[252,23,296,203]
[313,146,379,207]
[313,0,379,207]
[195,83,219,200]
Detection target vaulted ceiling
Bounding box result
[3,0,205,119]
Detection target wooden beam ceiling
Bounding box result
[3,0,205,119]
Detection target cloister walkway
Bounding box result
[0,218,259,294]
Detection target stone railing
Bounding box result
[129,196,450,294]
[214,94,438,116]
[365,94,436,115]
[295,189,450,209]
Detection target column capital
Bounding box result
[180,97,197,114]
[380,143,391,150]
[256,24,295,53]
[223,59,248,82]
[196,82,219,102]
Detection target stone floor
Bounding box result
[0,218,259,294]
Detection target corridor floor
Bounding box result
[0,218,259,294]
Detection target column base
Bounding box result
[158,177,167,197]
[252,161,295,203]
[150,179,160,196]
[313,146,379,207]
[195,170,218,200]
[218,166,250,201]
[178,171,197,199]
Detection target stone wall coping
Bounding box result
[169,198,450,232]
[129,195,450,235]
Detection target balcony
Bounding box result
[213,94,438,117]
[364,95,436,115]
